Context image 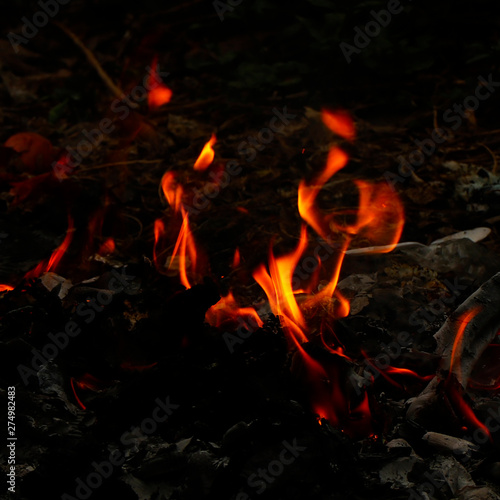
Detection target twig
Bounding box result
[53,22,135,106]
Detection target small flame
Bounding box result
[148,55,172,110]
[161,171,183,213]
[448,307,482,382]
[194,134,217,171]
[25,217,75,280]
[98,237,115,255]
[321,110,356,141]
[168,208,198,289]
[232,248,241,269]
[0,284,14,292]
[206,291,263,330]
[298,146,349,242]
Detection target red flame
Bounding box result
[147,55,172,110]
[321,110,356,141]
[193,134,217,171]
[0,284,14,292]
[24,217,75,280]
[98,237,115,255]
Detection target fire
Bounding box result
[98,237,116,255]
[206,291,263,330]
[160,171,183,213]
[0,284,14,292]
[167,207,198,289]
[147,55,172,110]
[193,134,217,171]
[24,217,75,280]
[298,146,349,242]
[444,307,490,437]
[321,109,355,141]
[157,170,204,289]
[252,109,406,436]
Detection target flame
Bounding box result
[120,361,158,372]
[253,225,309,347]
[70,373,110,411]
[321,110,355,141]
[168,207,198,289]
[25,217,75,280]
[232,248,241,268]
[153,218,166,272]
[0,284,14,292]
[443,307,491,438]
[206,291,263,330]
[252,109,406,436]
[448,307,482,382]
[193,134,216,171]
[147,55,172,110]
[98,237,115,255]
[298,146,349,242]
[160,171,183,213]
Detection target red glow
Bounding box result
[0,284,14,292]
[147,55,172,110]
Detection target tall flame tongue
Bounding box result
[24,217,75,280]
[156,170,203,289]
[193,134,217,171]
[444,307,491,438]
[147,55,172,110]
[253,110,406,436]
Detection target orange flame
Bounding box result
[160,171,183,213]
[253,225,309,347]
[168,207,198,289]
[147,55,172,110]
[298,146,349,242]
[193,134,216,171]
[206,291,263,330]
[321,109,356,141]
[25,217,75,280]
[0,284,14,292]
[448,307,482,382]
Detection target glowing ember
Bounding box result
[147,55,172,110]
[24,217,75,280]
[193,134,217,171]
